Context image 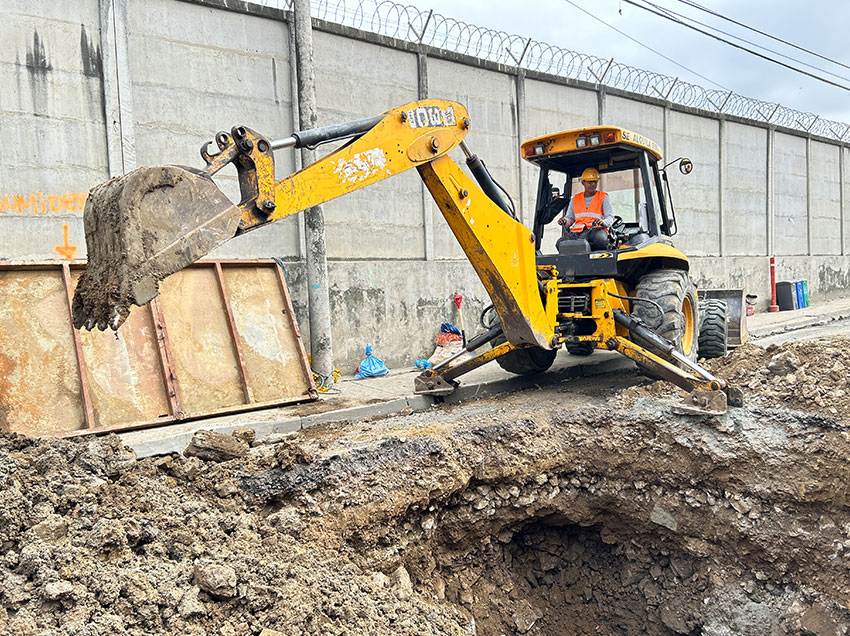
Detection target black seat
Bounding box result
[556,237,591,254]
[627,231,651,246]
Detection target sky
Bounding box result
[399,0,850,124]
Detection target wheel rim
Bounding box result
[681,295,695,355]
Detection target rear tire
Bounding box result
[565,342,595,357]
[492,337,558,376]
[698,299,728,359]
[632,269,699,364]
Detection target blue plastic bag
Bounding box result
[355,344,389,379]
[440,322,461,335]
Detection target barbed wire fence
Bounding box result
[252,0,850,142]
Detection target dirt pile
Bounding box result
[2,371,850,634]
[708,337,850,417]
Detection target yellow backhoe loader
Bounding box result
[71,98,742,415]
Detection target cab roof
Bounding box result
[521,126,663,166]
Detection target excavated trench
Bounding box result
[387,461,845,636]
[1,338,850,635]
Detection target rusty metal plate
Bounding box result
[222,265,314,403]
[0,270,85,435]
[156,266,245,415]
[1,261,316,437]
[70,271,172,428]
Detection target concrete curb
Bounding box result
[121,356,635,458]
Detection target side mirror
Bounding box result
[662,156,694,175]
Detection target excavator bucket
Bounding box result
[72,165,242,331]
[672,389,728,416]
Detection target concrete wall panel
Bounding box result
[604,95,664,147]
[0,1,107,262]
[281,259,489,370]
[428,58,518,259]
[723,122,767,256]
[524,80,598,138]
[809,140,841,255]
[313,30,423,260]
[772,132,808,256]
[129,0,301,258]
[667,111,720,256]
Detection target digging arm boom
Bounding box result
[203,99,553,349]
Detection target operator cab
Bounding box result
[522,126,688,281]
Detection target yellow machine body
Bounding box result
[72,98,740,413]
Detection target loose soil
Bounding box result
[1,338,849,635]
[708,336,850,416]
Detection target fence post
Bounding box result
[597,86,606,125]
[293,0,334,386]
[507,38,531,226]
[806,136,813,256]
[766,127,775,257]
[718,118,725,257]
[838,144,847,256]
[515,69,529,225]
[286,16,309,261]
[417,47,435,259]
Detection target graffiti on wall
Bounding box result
[0,192,87,215]
[53,224,78,260]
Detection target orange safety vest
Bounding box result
[569,191,608,233]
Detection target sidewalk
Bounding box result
[120,295,850,457]
[747,295,850,338]
[120,350,630,457]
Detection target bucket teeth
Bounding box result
[72,165,242,330]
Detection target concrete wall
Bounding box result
[0,0,107,259]
[667,110,720,257]
[723,122,767,257]
[772,132,808,257]
[2,0,850,370]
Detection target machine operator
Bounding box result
[558,168,613,250]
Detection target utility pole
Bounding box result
[293,0,334,387]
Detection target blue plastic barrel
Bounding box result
[794,281,804,309]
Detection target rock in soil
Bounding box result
[1,337,850,634]
[193,562,237,598]
[183,430,249,462]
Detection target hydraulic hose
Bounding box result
[462,144,516,218]
[607,292,664,320]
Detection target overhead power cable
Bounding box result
[562,0,726,89]
[644,0,850,85]
[622,0,850,93]
[674,0,850,72]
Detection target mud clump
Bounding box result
[2,370,850,634]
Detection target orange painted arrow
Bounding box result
[53,223,78,260]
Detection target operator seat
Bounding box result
[556,236,591,254]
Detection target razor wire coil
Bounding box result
[249,0,849,141]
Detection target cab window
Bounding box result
[538,165,654,255]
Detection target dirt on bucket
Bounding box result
[71,165,241,331]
